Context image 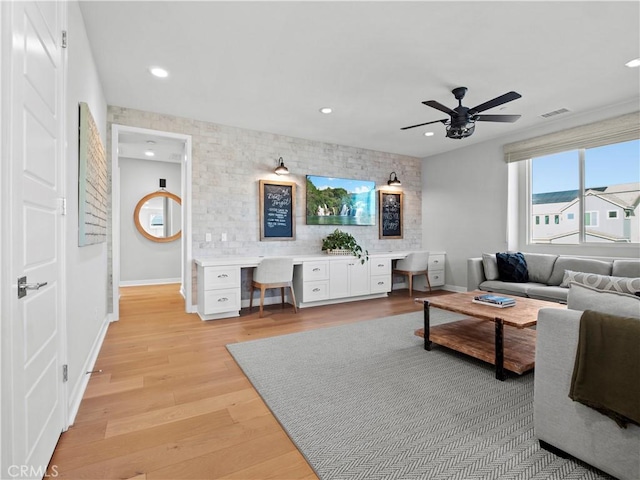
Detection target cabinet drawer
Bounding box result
[428,254,445,271]
[204,266,239,290]
[370,275,391,294]
[370,258,391,275]
[428,270,445,287]
[203,288,241,313]
[303,280,329,301]
[303,261,329,281]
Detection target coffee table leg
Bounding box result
[424,300,432,351]
[495,318,506,381]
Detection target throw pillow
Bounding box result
[561,270,640,295]
[496,252,529,283]
[567,282,640,318]
[482,253,500,281]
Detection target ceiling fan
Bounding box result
[401,87,522,139]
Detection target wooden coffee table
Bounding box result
[415,291,566,380]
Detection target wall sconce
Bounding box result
[159,178,166,189]
[387,172,401,186]
[275,157,290,175]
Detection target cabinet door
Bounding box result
[349,260,370,297]
[329,260,350,299]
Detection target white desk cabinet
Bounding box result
[428,253,446,287]
[329,259,370,299]
[197,264,242,320]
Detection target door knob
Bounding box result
[17,276,48,299]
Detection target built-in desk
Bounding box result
[195,251,445,320]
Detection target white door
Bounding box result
[349,261,370,297]
[3,1,66,477]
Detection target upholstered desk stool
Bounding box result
[393,251,431,296]
[249,257,298,318]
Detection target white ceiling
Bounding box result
[80,1,640,159]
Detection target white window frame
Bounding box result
[566,213,575,220]
[607,210,618,219]
[584,211,599,227]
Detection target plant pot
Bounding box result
[326,249,353,256]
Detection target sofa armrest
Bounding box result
[467,257,486,292]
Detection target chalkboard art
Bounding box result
[379,191,403,239]
[259,180,296,241]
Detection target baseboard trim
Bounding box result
[66,314,111,426]
[119,278,181,287]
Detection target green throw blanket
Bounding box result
[569,309,640,428]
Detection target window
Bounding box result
[535,216,540,225]
[529,139,639,244]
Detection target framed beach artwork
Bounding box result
[306,175,376,226]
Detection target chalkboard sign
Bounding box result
[259,180,296,241]
[379,191,403,239]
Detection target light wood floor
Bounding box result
[49,285,450,479]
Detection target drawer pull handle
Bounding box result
[433,260,439,264]
[378,264,384,267]
[313,268,321,272]
[218,297,228,302]
[218,274,228,278]
[378,281,384,285]
[313,288,321,292]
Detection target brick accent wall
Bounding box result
[107,106,422,305]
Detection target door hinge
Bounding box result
[58,197,67,216]
[62,30,67,49]
[62,364,68,383]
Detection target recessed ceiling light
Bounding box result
[146,140,156,145]
[149,67,169,78]
[424,132,435,137]
[319,107,333,114]
[145,150,155,157]
[625,58,640,68]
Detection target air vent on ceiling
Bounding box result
[169,153,183,162]
[540,108,570,119]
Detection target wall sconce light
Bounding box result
[275,157,290,175]
[387,172,402,186]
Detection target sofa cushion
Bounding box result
[560,270,640,295]
[482,253,500,281]
[612,259,640,278]
[547,257,612,286]
[479,280,534,297]
[527,285,568,302]
[523,253,558,284]
[567,283,640,318]
[496,252,529,283]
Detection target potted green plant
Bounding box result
[321,229,369,264]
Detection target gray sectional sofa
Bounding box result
[467,253,640,302]
[535,283,640,480]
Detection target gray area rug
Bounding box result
[227,310,610,480]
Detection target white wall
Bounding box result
[119,157,181,284]
[423,100,640,290]
[65,1,108,421]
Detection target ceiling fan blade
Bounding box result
[400,119,448,130]
[422,100,456,116]
[474,114,521,123]
[468,91,522,114]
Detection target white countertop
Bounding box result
[194,251,445,268]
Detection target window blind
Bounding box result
[503,111,640,163]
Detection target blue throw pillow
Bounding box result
[496,252,529,283]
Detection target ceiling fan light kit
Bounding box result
[401,86,522,139]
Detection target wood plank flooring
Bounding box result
[49,284,450,479]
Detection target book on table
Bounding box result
[473,294,516,308]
